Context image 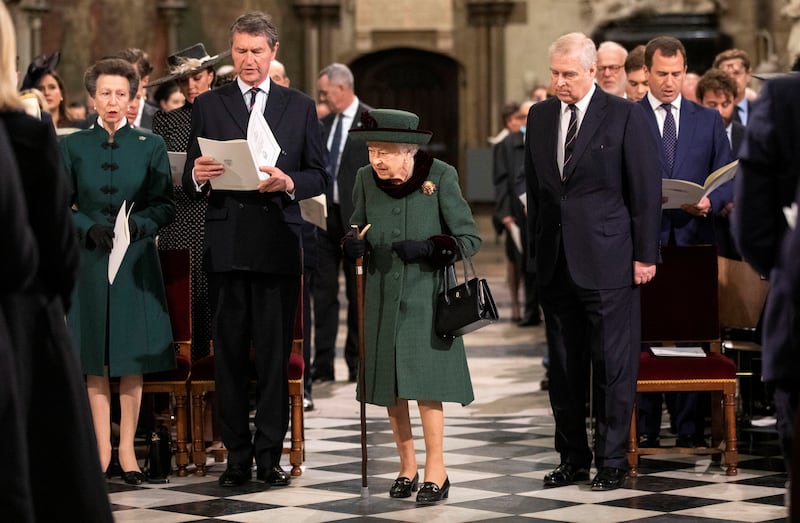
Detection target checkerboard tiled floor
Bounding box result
[107,211,789,521]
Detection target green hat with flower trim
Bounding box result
[348,109,432,145]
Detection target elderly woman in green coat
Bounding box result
[60,58,175,485]
[344,109,481,504]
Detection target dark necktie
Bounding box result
[661,102,677,173]
[732,104,743,125]
[327,114,344,181]
[563,104,578,172]
[248,87,261,113]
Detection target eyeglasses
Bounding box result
[597,65,623,73]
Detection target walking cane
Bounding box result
[352,223,371,499]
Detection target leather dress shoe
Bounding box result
[257,465,290,486]
[218,464,252,487]
[389,472,419,498]
[543,463,589,487]
[591,467,627,491]
[638,434,661,448]
[416,476,449,504]
[121,470,146,485]
[303,396,314,411]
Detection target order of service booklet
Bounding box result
[198,108,282,191]
[108,200,134,285]
[662,159,739,209]
[167,151,187,185]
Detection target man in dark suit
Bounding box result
[637,36,733,449]
[183,11,327,488]
[734,74,800,474]
[312,62,371,383]
[713,48,754,126]
[524,32,661,491]
[697,68,745,260]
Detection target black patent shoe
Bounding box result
[416,477,449,504]
[219,464,252,487]
[257,465,290,486]
[389,472,419,498]
[543,463,590,487]
[121,470,146,485]
[590,467,627,491]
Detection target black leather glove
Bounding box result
[87,224,115,252]
[392,239,434,262]
[342,230,366,259]
[128,217,138,240]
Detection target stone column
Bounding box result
[19,0,49,59]
[466,0,518,142]
[158,0,188,55]
[293,0,341,94]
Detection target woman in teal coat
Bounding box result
[345,109,481,504]
[60,58,175,485]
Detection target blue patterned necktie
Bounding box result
[248,87,260,113]
[661,102,677,173]
[563,104,578,174]
[327,114,343,179]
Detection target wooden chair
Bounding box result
[110,248,192,476]
[718,256,769,425]
[627,245,738,476]
[189,277,306,476]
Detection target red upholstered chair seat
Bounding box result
[288,352,304,381]
[638,352,736,381]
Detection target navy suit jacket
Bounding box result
[734,75,800,383]
[320,101,372,230]
[182,81,328,275]
[525,87,662,290]
[640,97,733,246]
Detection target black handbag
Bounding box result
[435,241,498,338]
[145,423,172,483]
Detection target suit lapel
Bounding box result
[264,84,288,131]
[563,87,606,183]
[220,83,250,135]
[673,98,697,176]
[537,99,560,181]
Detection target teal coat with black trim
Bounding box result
[61,122,176,377]
[350,154,481,407]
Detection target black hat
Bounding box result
[147,43,230,87]
[21,51,61,90]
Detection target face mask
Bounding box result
[520,125,526,136]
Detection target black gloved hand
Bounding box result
[128,217,138,240]
[392,239,434,262]
[87,224,115,252]
[342,230,366,259]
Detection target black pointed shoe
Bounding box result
[389,472,419,498]
[218,464,252,487]
[257,465,290,486]
[416,477,449,504]
[121,470,146,485]
[590,467,627,491]
[543,463,590,487]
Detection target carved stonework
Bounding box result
[782,0,800,63]
[589,0,721,29]
[354,0,453,51]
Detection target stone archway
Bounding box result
[350,48,460,170]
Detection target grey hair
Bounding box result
[597,41,628,60]
[229,12,279,49]
[319,62,354,90]
[84,58,139,98]
[549,32,597,71]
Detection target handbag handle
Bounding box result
[440,238,478,303]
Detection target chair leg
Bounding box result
[289,381,304,476]
[724,391,738,476]
[627,399,640,477]
[174,389,189,477]
[190,388,207,476]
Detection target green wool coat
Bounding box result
[350,157,481,407]
[61,123,176,377]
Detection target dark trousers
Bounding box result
[312,205,358,377]
[773,382,799,474]
[541,250,640,470]
[209,271,299,470]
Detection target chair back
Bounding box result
[641,245,719,343]
[158,249,192,344]
[717,256,768,331]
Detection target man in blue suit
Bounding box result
[525,32,661,491]
[183,11,327,488]
[637,36,733,448]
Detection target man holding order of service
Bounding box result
[182,11,327,488]
[524,32,661,491]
